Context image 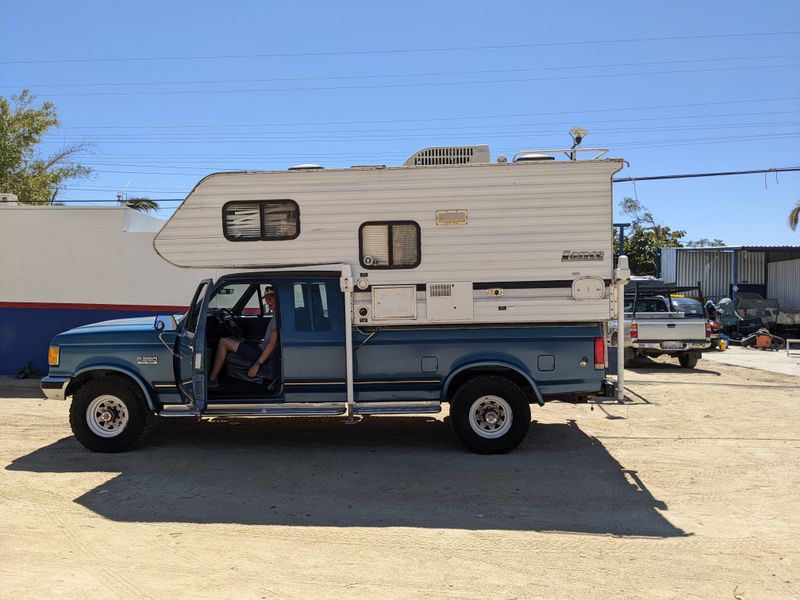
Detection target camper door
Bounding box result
[176,279,212,411]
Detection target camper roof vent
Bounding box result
[513,152,556,162]
[288,163,324,170]
[404,145,490,167]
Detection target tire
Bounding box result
[449,375,531,454]
[623,348,636,368]
[69,375,149,452]
[678,352,700,369]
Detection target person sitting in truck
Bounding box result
[207,287,279,388]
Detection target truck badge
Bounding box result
[137,356,158,365]
[561,250,605,262]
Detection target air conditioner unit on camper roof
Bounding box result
[404,145,490,167]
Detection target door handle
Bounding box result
[666,324,676,328]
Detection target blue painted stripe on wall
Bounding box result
[0,307,167,376]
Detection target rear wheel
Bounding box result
[69,376,149,452]
[449,375,531,454]
[678,351,700,369]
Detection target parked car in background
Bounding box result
[609,283,712,369]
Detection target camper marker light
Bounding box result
[48,346,60,366]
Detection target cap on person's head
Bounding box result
[263,285,276,297]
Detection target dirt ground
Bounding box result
[1,358,799,600]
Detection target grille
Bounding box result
[429,284,453,298]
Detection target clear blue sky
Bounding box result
[2,0,799,244]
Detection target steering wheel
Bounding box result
[217,308,243,338]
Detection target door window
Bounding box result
[292,282,332,331]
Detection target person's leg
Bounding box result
[209,337,240,382]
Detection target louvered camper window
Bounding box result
[222,200,300,241]
[359,221,420,269]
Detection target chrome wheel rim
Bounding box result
[86,395,129,438]
[468,395,512,438]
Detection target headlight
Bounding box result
[48,346,60,366]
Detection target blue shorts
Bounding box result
[235,341,261,362]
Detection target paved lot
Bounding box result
[702,345,800,377]
[1,359,799,600]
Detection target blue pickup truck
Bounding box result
[42,269,608,454]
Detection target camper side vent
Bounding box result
[428,284,453,298]
[404,145,490,166]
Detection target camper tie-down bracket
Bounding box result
[614,256,631,403]
[340,269,357,424]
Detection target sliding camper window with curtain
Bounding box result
[359,221,421,269]
[222,200,300,241]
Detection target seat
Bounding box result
[225,352,280,392]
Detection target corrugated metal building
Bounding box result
[660,246,800,309]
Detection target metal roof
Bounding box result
[674,245,800,252]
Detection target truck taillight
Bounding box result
[594,337,605,370]
[630,323,638,339]
[705,321,711,339]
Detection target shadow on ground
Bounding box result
[628,357,722,376]
[7,417,686,537]
[0,380,44,399]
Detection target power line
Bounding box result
[49,96,800,130]
[3,31,798,65]
[47,120,800,144]
[33,165,800,206]
[613,166,800,183]
[8,53,798,89]
[28,63,800,98]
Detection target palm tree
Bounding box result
[125,197,160,213]
[789,200,800,231]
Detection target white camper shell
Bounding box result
[154,146,624,327]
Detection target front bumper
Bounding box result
[41,376,70,400]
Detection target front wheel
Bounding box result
[449,375,531,454]
[69,376,149,452]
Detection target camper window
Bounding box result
[222,200,300,241]
[359,221,420,269]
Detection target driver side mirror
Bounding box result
[154,315,178,332]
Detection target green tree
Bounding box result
[124,197,160,213]
[0,90,91,203]
[789,200,800,231]
[614,197,685,276]
[684,238,726,248]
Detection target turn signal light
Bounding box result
[705,322,711,339]
[48,346,60,366]
[630,323,638,339]
[594,337,605,370]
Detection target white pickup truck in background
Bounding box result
[609,284,712,369]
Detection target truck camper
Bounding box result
[42,145,624,454]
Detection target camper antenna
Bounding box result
[568,127,588,161]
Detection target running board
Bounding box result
[159,405,200,417]
[204,402,346,417]
[353,401,441,415]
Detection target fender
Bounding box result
[442,360,544,406]
[71,363,156,410]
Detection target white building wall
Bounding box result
[0,205,223,307]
